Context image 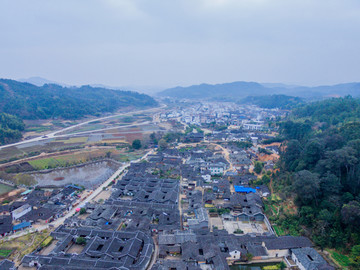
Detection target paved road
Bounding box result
[0,105,165,151]
[148,235,159,270]
[52,121,151,138]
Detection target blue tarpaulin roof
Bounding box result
[234,186,256,193]
[13,222,31,231]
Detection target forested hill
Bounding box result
[158,81,360,100]
[0,113,25,145]
[292,96,360,125]
[158,81,268,99]
[275,96,360,267]
[0,79,158,120]
[239,94,303,109]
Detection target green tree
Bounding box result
[254,161,264,174]
[158,139,168,151]
[293,170,320,205]
[303,139,324,168]
[282,139,302,171]
[132,139,142,150]
[246,253,253,261]
[350,245,360,268]
[261,174,270,184]
[280,120,311,142]
[341,201,360,229]
[278,261,286,270]
[299,206,315,226]
[150,132,158,144]
[14,174,36,186]
[76,237,86,245]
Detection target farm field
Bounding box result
[62,123,107,135]
[26,148,122,170]
[25,125,53,133]
[0,146,24,162]
[56,137,89,144]
[22,119,80,139]
[23,147,144,171]
[326,249,351,268]
[0,249,12,258]
[0,108,167,172]
[0,183,15,195]
[0,231,50,262]
[273,225,285,236]
[111,150,147,162]
[58,112,153,136]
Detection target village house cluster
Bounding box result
[11,141,335,270]
[0,184,83,237]
[158,102,284,131]
[0,102,335,270]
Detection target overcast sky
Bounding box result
[0,0,359,90]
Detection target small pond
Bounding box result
[32,160,119,189]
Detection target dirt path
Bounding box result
[269,177,274,194]
[207,143,234,172]
[148,235,159,269]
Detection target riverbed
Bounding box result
[32,160,119,189]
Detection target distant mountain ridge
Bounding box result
[18,76,69,87]
[158,81,360,100]
[159,81,269,99]
[0,79,158,120]
[19,77,161,94]
[239,94,304,109]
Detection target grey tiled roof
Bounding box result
[265,236,312,250]
[292,247,335,270]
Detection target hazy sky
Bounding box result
[0,0,360,89]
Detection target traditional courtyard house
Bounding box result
[291,247,335,270]
[187,208,209,231]
[263,236,313,258]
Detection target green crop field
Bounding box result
[63,124,106,135]
[327,249,351,268]
[25,125,52,132]
[0,146,23,161]
[0,183,14,195]
[273,225,285,236]
[0,249,12,258]
[62,137,88,144]
[28,157,69,170]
